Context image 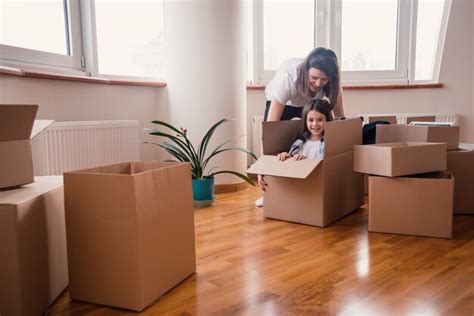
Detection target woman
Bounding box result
[256,47,344,207]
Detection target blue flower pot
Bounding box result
[192,177,215,202]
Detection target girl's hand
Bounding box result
[293,154,306,161]
[278,152,289,161]
[257,174,267,191]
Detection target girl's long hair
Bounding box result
[296,47,340,109]
[299,99,333,141]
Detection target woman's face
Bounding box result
[306,109,327,138]
[307,68,329,93]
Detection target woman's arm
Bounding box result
[332,87,345,119]
[267,99,285,121]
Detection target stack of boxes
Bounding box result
[1,104,197,313]
[0,105,67,315]
[355,120,472,239]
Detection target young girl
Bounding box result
[277,99,333,162]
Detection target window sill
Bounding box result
[0,65,167,88]
[246,83,443,90]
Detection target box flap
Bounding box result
[247,155,321,179]
[324,118,362,157]
[0,104,38,141]
[261,120,301,155]
[406,115,436,124]
[368,115,397,124]
[31,120,55,138]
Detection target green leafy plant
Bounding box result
[143,119,256,185]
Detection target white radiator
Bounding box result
[358,112,458,125]
[32,120,140,176]
[251,113,458,159]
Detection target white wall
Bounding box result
[0,0,472,183]
[0,76,167,161]
[247,0,474,144]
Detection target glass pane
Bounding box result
[263,0,314,71]
[95,0,164,78]
[341,0,398,71]
[0,0,68,55]
[415,0,445,81]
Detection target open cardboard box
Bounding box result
[0,104,54,189]
[354,142,447,177]
[248,118,364,227]
[447,149,474,214]
[0,176,68,316]
[64,161,196,311]
[369,171,454,239]
[376,124,460,150]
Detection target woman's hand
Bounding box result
[278,152,289,161]
[293,154,306,161]
[257,174,267,191]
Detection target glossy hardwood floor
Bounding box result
[48,187,474,315]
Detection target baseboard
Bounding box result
[215,181,250,194]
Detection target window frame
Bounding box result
[251,0,451,85]
[0,0,84,74]
[0,0,166,81]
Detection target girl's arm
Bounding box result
[267,99,285,121]
[332,87,345,118]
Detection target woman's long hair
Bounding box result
[299,99,333,141]
[296,47,340,109]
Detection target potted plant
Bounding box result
[143,119,256,206]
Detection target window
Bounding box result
[0,0,83,72]
[250,0,451,85]
[94,0,164,78]
[0,0,165,79]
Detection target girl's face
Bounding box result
[306,110,327,139]
[307,68,329,93]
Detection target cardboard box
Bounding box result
[64,161,196,311]
[354,142,447,177]
[368,115,397,124]
[369,171,454,238]
[0,105,54,189]
[406,115,436,124]
[248,119,364,227]
[376,124,460,150]
[447,150,474,214]
[0,176,68,316]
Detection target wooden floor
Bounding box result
[48,187,474,315]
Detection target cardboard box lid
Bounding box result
[0,104,38,141]
[406,115,436,124]
[31,119,55,138]
[368,115,397,124]
[0,176,63,205]
[261,118,362,158]
[324,118,362,157]
[247,155,322,179]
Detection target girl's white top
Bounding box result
[299,139,325,160]
[265,58,325,107]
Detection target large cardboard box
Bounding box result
[64,161,196,311]
[354,142,447,177]
[0,176,68,316]
[248,119,364,227]
[369,171,454,238]
[447,150,474,214]
[376,124,460,150]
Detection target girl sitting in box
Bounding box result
[278,99,333,161]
